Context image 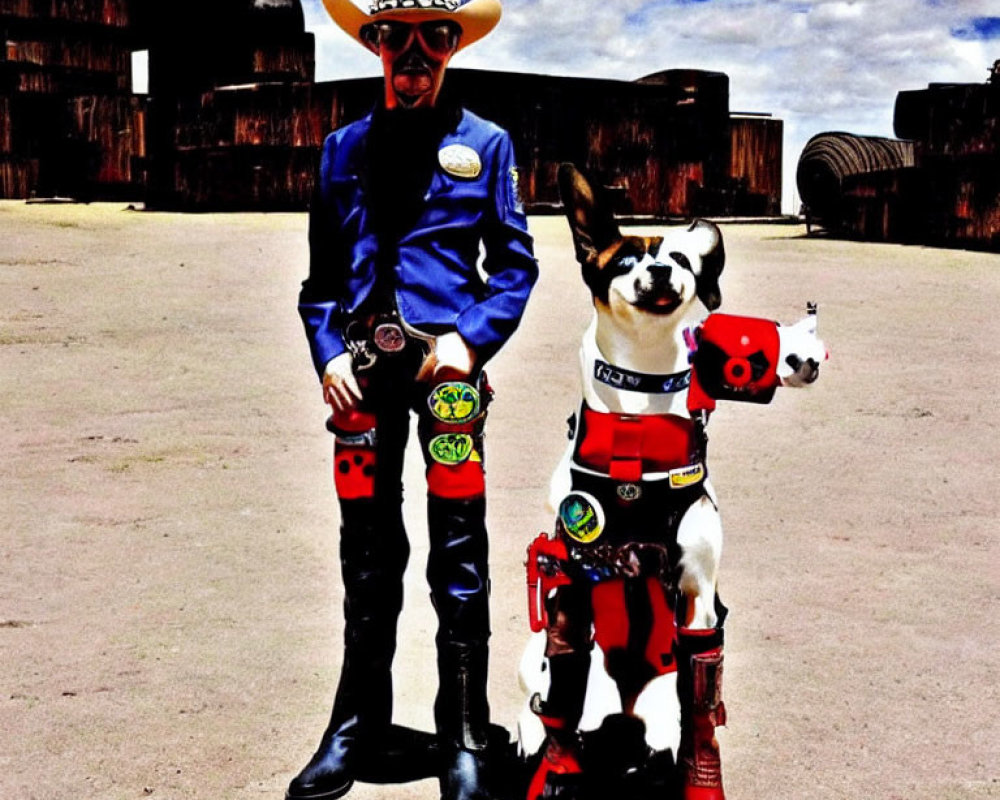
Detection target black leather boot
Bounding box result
[426,496,509,800]
[285,712,362,800]
[435,643,513,800]
[287,500,419,799]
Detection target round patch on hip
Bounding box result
[428,381,480,424]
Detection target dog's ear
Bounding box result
[687,219,725,311]
[558,163,622,269]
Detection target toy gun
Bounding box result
[688,303,827,413]
[525,533,573,633]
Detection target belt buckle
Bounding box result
[372,318,406,353]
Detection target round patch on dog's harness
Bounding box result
[558,491,605,544]
[438,144,482,179]
[428,432,475,465]
[616,482,642,502]
[428,381,480,424]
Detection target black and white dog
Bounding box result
[519,164,825,800]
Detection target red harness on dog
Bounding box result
[574,405,702,482]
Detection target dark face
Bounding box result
[366,20,461,109]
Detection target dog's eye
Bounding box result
[669,251,692,272]
[612,255,638,275]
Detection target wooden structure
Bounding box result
[0,0,144,198]
[894,64,1000,250]
[449,68,781,217]
[157,66,783,215]
[796,132,916,240]
[798,62,1000,251]
[729,113,783,216]
[140,0,316,208]
[1,0,784,216]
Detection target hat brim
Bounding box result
[321,0,501,53]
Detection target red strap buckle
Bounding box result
[610,416,643,481]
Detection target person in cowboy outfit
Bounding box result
[287,2,537,799]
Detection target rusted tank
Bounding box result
[895,75,1000,159]
[430,68,765,218]
[161,82,336,209]
[796,132,915,226]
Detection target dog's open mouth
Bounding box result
[634,289,683,314]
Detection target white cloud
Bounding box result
[301,0,998,211]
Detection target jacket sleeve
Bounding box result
[298,134,348,379]
[455,130,539,362]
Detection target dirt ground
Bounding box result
[1,201,997,800]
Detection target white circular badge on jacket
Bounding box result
[438,144,482,179]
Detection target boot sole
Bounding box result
[285,778,354,800]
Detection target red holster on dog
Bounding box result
[688,313,782,412]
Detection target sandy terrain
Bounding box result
[1,201,997,800]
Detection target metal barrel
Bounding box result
[796,132,914,219]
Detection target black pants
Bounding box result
[329,349,492,745]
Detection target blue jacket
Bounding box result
[299,107,538,377]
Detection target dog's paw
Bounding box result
[777,312,827,387]
[783,353,821,386]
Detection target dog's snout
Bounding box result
[647,262,673,284]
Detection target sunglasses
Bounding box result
[368,20,461,55]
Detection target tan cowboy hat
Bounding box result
[321,0,502,52]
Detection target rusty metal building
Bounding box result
[1,0,783,217]
[797,62,1000,251]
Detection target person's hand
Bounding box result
[322,352,362,412]
[417,331,477,382]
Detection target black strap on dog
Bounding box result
[593,359,692,395]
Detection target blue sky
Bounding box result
[300,0,999,212]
